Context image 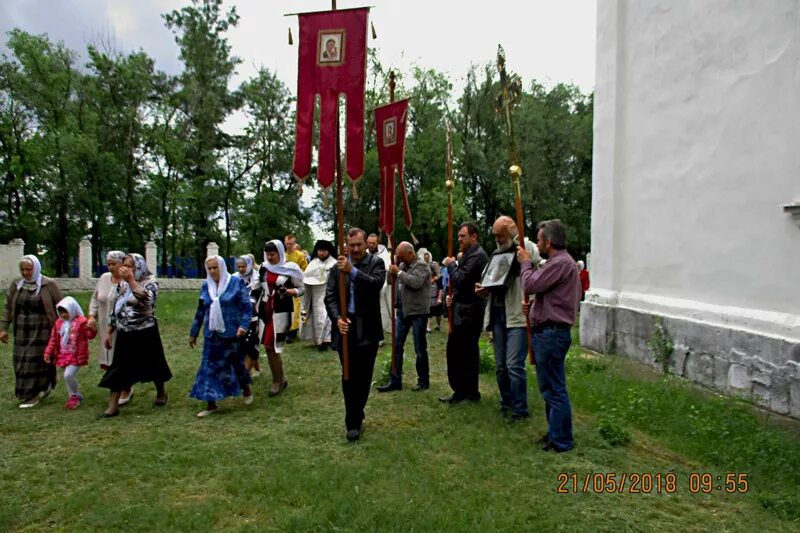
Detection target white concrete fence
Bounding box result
[0,238,226,291]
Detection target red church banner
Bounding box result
[374,98,411,236]
[292,7,369,188]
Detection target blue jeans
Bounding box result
[390,310,429,386]
[491,307,529,418]
[531,327,573,450]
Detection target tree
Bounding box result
[164,0,241,272]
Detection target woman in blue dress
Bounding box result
[189,255,253,417]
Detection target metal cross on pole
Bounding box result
[495,44,534,364]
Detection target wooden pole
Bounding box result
[332,0,349,380]
[388,70,398,376]
[445,123,454,334]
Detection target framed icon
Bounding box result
[480,252,514,288]
[383,117,398,146]
[318,30,345,66]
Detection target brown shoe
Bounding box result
[267,353,288,397]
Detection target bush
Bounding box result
[478,337,495,374]
[597,416,631,447]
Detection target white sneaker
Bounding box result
[196,409,218,418]
[19,398,40,409]
[243,393,254,405]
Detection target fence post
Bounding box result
[206,242,219,258]
[145,241,158,277]
[79,235,92,279]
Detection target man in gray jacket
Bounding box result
[476,216,540,420]
[378,242,431,392]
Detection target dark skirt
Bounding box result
[99,323,172,392]
[190,334,251,402]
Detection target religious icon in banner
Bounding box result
[374,98,412,236]
[292,7,369,188]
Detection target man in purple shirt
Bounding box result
[517,219,581,452]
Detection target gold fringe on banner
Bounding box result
[351,180,359,200]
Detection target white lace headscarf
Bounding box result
[205,255,231,333]
[17,255,42,294]
[56,296,84,349]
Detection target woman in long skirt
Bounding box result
[189,256,254,417]
[0,255,63,408]
[258,240,304,396]
[98,253,172,417]
[88,250,132,403]
[233,255,263,377]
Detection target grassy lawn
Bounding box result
[1,291,798,531]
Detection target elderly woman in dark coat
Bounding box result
[0,255,64,408]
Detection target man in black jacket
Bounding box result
[325,227,387,441]
[441,222,489,403]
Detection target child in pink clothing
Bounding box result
[44,297,97,409]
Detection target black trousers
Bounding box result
[446,324,481,400]
[338,335,379,431]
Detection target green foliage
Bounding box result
[647,316,674,374]
[596,415,631,447]
[478,336,495,374]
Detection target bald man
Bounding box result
[475,215,540,420]
[378,241,431,392]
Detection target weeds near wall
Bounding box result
[647,317,674,374]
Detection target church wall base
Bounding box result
[580,301,800,420]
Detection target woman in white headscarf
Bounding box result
[98,253,172,417]
[258,239,304,396]
[88,250,134,404]
[233,255,263,376]
[0,255,63,408]
[301,240,336,351]
[188,256,253,417]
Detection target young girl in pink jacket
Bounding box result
[44,297,97,409]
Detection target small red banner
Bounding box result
[374,98,411,236]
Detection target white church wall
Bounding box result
[583,0,800,418]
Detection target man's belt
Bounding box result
[531,321,571,332]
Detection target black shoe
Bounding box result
[536,433,550,445]
[466,393,481,402]
[98,410,119,419]
[438,394,464,404]
[346,425,363,442]
[377,382,402,393]
[412,383,429,392]
[154,394,168,407]
[541,440,572,453]
[510,413,530,422]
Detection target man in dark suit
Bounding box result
[441,222,489,403]
[325,227,387,441]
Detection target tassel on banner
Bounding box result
[410,231,419,245]
[371,21,377,39]
[322,187,330,209]
[288,27,293,45]
[351,180,359,200]
[297,181,303,196]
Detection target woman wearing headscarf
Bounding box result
[0,255,63,408]
[88,250,133,404]
[189,256,253,417]
[417,248,443,333]
[233,254,263,377]
[300,240,336,351]
[98,253,172,417]
[258,240,304,396]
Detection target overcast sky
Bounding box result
[0,0,596,94]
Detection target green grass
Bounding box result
[0,292,798,531]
